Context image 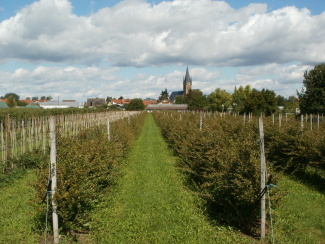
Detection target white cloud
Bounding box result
[0,0,324,67]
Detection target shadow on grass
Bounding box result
[292,166,325,194]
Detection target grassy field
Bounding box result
[271,174,325,243]
[0,169,41,243]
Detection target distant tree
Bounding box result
[108,105,119,111]
[208,88,231,112]
[17,101,28,106]
[40,96,46,100]
[118,96,124,100]
[276,95,286,106]
[4,93,20,102]
[46,96,52,101]
[6,95,17,108]
[298,63,325,114]
[186,89,207,110]
[244,89,277,116]
[174,95,185,104]
[32,96,39,101]
[158,89,169,102]
[106,97,112,103]
[231,85,251,113]
[26,97,31,100]
[125,98,145,111]
[284,96,299,113]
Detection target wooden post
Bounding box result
[259,117,266,239]
[199,113,202,131]
[301,114,304,130]
[317,114,320,130]
[310,114,313,131]
[278,113,281,128]
[50,116,59,243]
[107,119,110,141]
[5,114,9,163]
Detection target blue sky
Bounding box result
[0,0,324,101]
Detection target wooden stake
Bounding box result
[5,114,9,163]
[50,116,59,243]
[259,117,266,239]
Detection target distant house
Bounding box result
[111,99,132,105]
[87,98,105,107]
[146,103,188,112]
[39,100,84,109]
[143,99,158,106]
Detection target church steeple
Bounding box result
[183,66,192,95]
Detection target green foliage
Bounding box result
[298,63,325,114]
[185,89,208,110]
[208,88,232,112]
[125,98,145,110]
[158,88,169,102]
[264,117,325,172]
[244,89,277,116]
[4,93,20,101]
[153,111,261,232]
[174,95,185,104]
[232,85,251,113]
[35,112,147,232]
[6,95,17,108]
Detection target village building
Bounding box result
[146,67,190,111]
[87,98,105,107]
[39,100,84,109]
[170,67,192,103]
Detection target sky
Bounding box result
[0,0,324,102]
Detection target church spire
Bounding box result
[183,66,192,96]
[184,66,192,84]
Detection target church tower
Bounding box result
[183,67,192,95]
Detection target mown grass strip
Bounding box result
[272,175,325,243]
[91,114,253,243]
[0,170,40,243]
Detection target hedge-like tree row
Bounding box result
[153,111,325,233]
[34,112,147,232]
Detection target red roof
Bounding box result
[143,100,158,106]
[19,99,33,104]
[112,99,132,104]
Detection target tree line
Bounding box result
[0,93,52,107]
[165,63,325,115]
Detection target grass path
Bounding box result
[91,114,251,243]
[0,170,39,243]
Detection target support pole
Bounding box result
[259,117,266,239]
[50,116,59,243]
[107,119,110,141]
[5,114,9,163]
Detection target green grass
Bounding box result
[270,175,325,243]
[0,169,40,243]
[91,114,252,243]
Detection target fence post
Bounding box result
[107,119,110,141]
[5,114,9,163]
[50,116,59,243]
[199,113,202,131]
[259,117,266,239]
